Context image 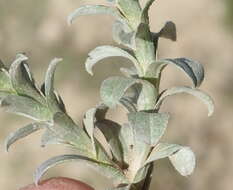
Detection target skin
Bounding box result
[19,177,94,190]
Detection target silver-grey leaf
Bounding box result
[85,46,142,76]
[147,58,204,87]
[100,76,137,108]
[34,154,129,186]
[135,23,156,68]
[45,58,64,113]
[144,143,182,165]
[119,123,134,164]
[128,112,170,146]
[0,67,14,93]
[5,122,46,152]
[9,54,45,104]
[68,5,121,25]
[83,108,97,155]
[1,95,51,121]
[41,128,64,147]
[120,67,138,77]
[156,86,214,116]
[169,147,196,176]
[136,79,158,111]
[96,120,124,163]
[51,112,93,156]
[112,20,135,49]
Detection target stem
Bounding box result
[116,1,160,189]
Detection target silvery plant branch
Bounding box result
[0,1,214,190]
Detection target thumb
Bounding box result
[19,177,94,190]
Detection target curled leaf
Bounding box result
[112,20,135,49]
[156,86,214,116]
[96,120,123,163]
[5,122,46,152]
[169,147,196,176]
[144,143,182,165]
[34,154,129,186]
[146,58,204,87]
[44,58,65,113]
[83,108,97,155]
[100,76,136,108]
[68,5,121,25]
[9,54,45,104]
[85,46,142,76]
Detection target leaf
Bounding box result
[136,79,158,111]
[117,0,141,26]
[41,129,64,147]
[128,112,170,146]
[112,20,135,49]
[146,58,204,87]
[83,108,97,155]
[51,112,93,156]
[169,147,196,176]
[9,54,45,104]
[120,67,138,77]
[144,143,182,165]
[85,46,142,76]
[119,97,137,112]
[0,67,14,93]
[157,21,177,41]
[34,154,129,186]
[5,122,46,152]
[119,123,134,163]
[100,76,137,108]
[135,23,156,67]
[44,58,65,113]
[141,0,157,22]
[68,5,121,25]
[96,120,124,163]
[1,95,51,121]
[155,86,214,116]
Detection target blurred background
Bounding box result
[0,0,232,189]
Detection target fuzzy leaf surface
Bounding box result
[45,58,65,113]
[112,20,135,49]
[135,23,156,68]
[119,123,134,163]
[34,154,129,186]
[9,54,45,104]
[100,76,137,108]
[144,143,182,165]
[136,79,158,111]
[85,46,141,75]
[83,108,97,155]
[1,95,51,121]
[156,86,214,116]
[5,122,46,152]
[128,112,169,146]
[51,112,93,156]
[169,147,196,176]
[146,58,204,87]
[68,5,121,25]
[0,67,14,93]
